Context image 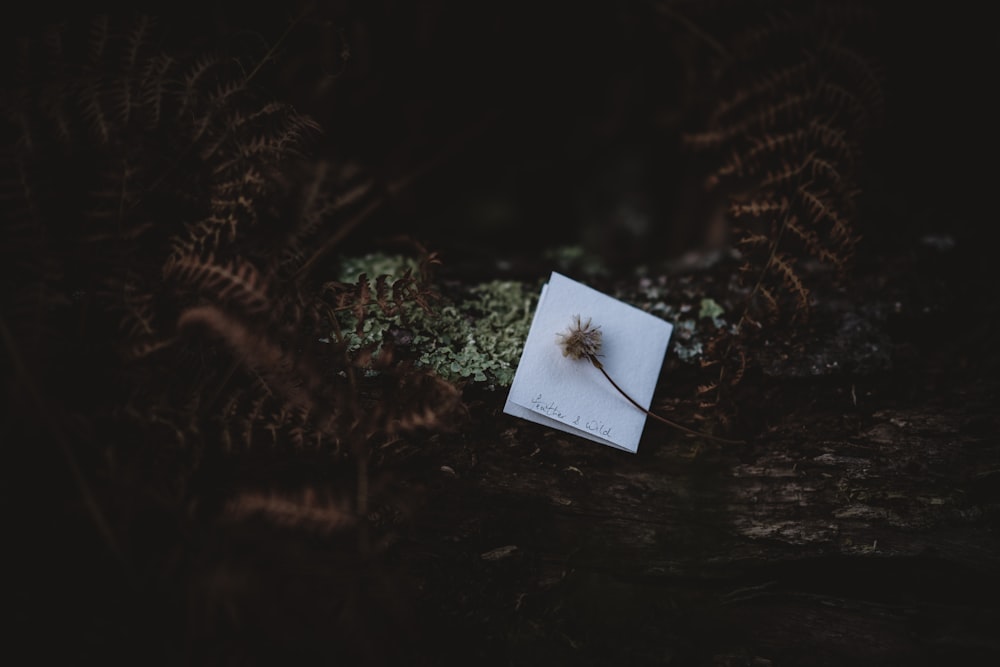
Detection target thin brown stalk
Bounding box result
[587,354,744,445]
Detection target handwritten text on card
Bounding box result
[530,394,613,438]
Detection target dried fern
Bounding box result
[661,0,881,416]
[1,15,464,512]
[224,487,356,535]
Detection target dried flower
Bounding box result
[554,314,744,445]
[556,314,602,360]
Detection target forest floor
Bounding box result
[391,234,1000,666]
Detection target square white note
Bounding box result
[504,272,673,453]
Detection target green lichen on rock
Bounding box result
[332,252,733,386]
[333,253,537,388]
[417,280,537,388]
[698,297,725,320]
[670,320,704,363]
[622,275,734,365]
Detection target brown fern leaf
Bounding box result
[758,157,813,190]
[116,275,160,340]
[224,488,356,535]
[821,42,885,121]
[321,265,439,332]
[757,286,780,320]
[226,394,310,451]
[674,1,880,407]
[209,193,258,225]
[211,122,318,176]
[374,274,392,314]
[378,365,464,435]
[770,250,811,317]
[815,81,870,130]
[806,118,860,170]
[786,224,844,269]
[2,17,464,573]
[735,231,772,249]
[137,53,175,128]
[110,16,155,125]
[166,254,274,315]
[707,130,813,188]
[89,15,110,65]
[685,91,811,151]
[708,56,815,126]
[276,162,376,275]
[213,167,268,196]
[178,305,323,413]
[696,383,718,396]
[173,217,235,257]
[393,269,433,315]
[80,79,111,144]
[354,273,371,332]
[729,197,789,219]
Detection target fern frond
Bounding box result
[80,79,110,144]
[278,166,375,274]
[770,249,810,316]
[735,232,772,248]
[89,15,110,65]
[112,16,154,125]
[758,157,811,189]
[352,273,371,332]
[178,305,321,414]
[729,197,789,219]
[138,53,174,127]
[166,254,273,315]
[785,214,844,268]
[224,488,356,534]
[685,90,810,150]
[807,155,841,185]
[41,95,73,144]
[708,130,811,187]
[816,81,869,129]
[380,368,463,435]
[822,42,884,119]
[757,286,780,319]
[807,118,859,168]
[118,277,157,339]
[178,54,224,117]
[41,22,67,63]
[172,216,235,256]
[213,168,267,196]
[680,1,878,403]
[123,16,153,71]
[796,185,851,239]
[708,56,815,126]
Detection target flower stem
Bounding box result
[587,354,745,445]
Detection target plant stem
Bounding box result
[587,354,745,445]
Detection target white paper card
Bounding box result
[504,272,673,453]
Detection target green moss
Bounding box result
[670,319,703,363]
[332,253,537,389]
[620,277,727,365]
[416,280,537,388]
[698,297,725,320]
[332,253,731,384]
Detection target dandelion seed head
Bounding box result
[556,314,602,360]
